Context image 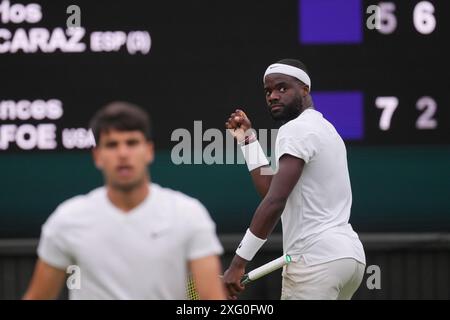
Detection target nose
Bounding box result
[117,143,130,158]
[268,91,280,104]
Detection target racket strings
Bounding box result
[186,275,199,300]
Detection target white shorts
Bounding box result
[281,258,365,300]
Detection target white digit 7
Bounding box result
[375,96,399,131]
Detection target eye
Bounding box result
[127,139,139,147]
[104,141,117,149]
[279,87,286,93]
[265,90,271,97]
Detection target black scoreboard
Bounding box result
[1,0,449,237]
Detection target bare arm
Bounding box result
[223,154,305,297]
[249,154,304,238]
[249,166,273,198]
[189,255,226,300]
[225,109,273,197]
[23,259,66,300]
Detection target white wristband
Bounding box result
[235,229,267,261]
[240,140,269,171]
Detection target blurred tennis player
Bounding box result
[223,59,366,300]
[24,102,225,300]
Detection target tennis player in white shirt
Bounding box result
[24,101,225,300]
[223,59,366,300]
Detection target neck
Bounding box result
[301,97,314,113]
[301,105,313,114]
[107,178,150,212]
[280,102,314,125]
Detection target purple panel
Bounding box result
[300,0,362,44]
[312,91,364,140]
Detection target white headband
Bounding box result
[263,63,311,90]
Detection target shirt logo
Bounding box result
[150,231,164,239]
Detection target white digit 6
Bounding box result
[413,1,436,35]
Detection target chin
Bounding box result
[270,111,287,121]
[111,178,142,192]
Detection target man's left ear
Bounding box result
[302,85,310,97]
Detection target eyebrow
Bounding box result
[125,138,140,144]
[104,140,118,147]
[265,82,289,90]
[102,136,141,146]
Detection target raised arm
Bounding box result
[225,109,273,197]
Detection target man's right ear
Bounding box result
[92,147,103,169]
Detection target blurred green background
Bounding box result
[2,145,449,237]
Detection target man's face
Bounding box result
[264,73,309,121]
[93,129,154,192]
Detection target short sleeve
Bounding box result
[37,208,74,270]
[277,131,321,164]
[185,201,223,261]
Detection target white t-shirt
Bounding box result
[275,109,366,266]
[37,183,223,300]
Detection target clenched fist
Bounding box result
[225,109,253,144]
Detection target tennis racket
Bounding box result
[240,254,291,284]
[186,254,292,300]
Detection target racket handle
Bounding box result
[240,254,291,285]
[240,274,251,285]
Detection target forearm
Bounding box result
[190,255,226,300]
[23,260,66,300]
[229,254,249,269]
[249,167,273,198]
[249,195,286,239]
[240,135,273,197]
[230,197,285,269]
